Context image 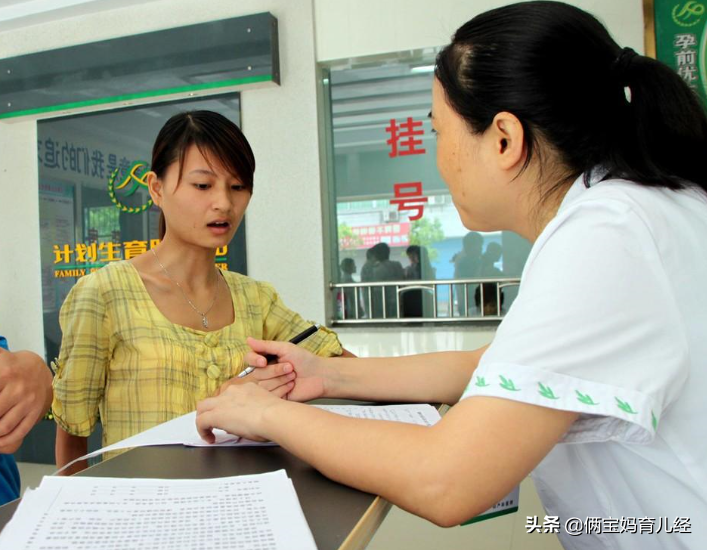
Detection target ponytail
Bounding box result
[608,50,707,191]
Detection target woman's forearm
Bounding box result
[322,346,488,404]
[258,393,577,527]
[262,400,453,523]
[55,427,88,475]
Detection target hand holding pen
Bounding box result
[197,333,328,443]
[242,332,329,403]
[237,324,320,378]
[215,324,320,397]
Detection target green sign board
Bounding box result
[655,0,707,104]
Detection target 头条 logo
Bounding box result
[672,1,705,27]
[108,161,153,214]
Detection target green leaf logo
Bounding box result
[616,397,638,415]
[651,411,658,431]
[538,383,559,400]
[575,390,599,406]
[499,375,520,392]
[475,376,490,388]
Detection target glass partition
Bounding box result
[323,53,531,322]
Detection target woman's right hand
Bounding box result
[244,337,329,402]
[216,360,296,398]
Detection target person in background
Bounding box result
[370,242,404,318]
[338,258,361,319]
[473,283,504,317]
[476,242,504,316]
[453,231,483,279]
[402,245,435,317]
[340,258,357,284]
[359,247,377,283]
[0,335,53,505]
[479,242,503,278]
[196,3,707,547]
[52,111,350,475]
[370,242,404,282]
[453,231,483,315]
[359,247,377,318]
[403,245,435,281]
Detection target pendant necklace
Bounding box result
[151,248,220,329]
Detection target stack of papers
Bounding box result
[0,470,316,550]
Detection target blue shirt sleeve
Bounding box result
[0,455,20,505]
[0,335,21,504]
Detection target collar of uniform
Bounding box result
[557,167,609,215]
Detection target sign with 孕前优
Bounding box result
[654,0,707,105]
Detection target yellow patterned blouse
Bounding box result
[52,261,343,449]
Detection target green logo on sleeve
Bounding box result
[576,390,599,406]
[615,397,638,415]
[538,383,560,400]
[499,375,520,392]
[475,376,490,388]
[652,411,658,430]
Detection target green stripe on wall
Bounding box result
[0,75,273,120]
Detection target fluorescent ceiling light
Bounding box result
[410,65,435,74]
[0,0,97,21]
[0,0,160,31]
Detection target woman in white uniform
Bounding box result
[195,2,707,548]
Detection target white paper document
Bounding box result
[58,403,441,474]
[316,403,441,426]
[0,470,317,550]
[55,411,257,474]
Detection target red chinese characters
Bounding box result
[390,182,428,221]
[386,117,426,157]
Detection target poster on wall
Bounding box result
[653,0,707,104]
[39,183,75,312]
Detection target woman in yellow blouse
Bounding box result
[53,111,347,473]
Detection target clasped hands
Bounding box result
[198,337,325,443]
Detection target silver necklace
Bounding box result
[151,248,220,329]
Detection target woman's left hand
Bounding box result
[215,361,296,398]
[196,383,282,443]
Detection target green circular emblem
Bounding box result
[108,161,153,214]
[672,1,706,27]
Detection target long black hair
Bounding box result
[435,1,707,194]
[151,110,255,238]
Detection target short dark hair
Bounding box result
[435,1,707,195]
[152,110,255,238]
[340,257,356,273]
[371,242,391,261]
[406,245,420,258]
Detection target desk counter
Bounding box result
[0,444,391,550]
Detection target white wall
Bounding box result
[0,120,43,352]
[315,0,645,62]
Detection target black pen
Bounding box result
[237,324,320,378]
